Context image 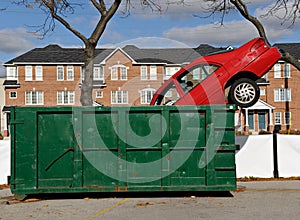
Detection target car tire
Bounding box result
[229,78,260,108]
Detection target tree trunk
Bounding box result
[80,43,95,106]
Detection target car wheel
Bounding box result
[229,78,260,108]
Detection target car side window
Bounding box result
[154,81,180,105]
[177,64,219,93]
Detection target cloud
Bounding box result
[100,37,192,48]
[124,0,275,21]
[0,28,34,54]
[163,20,260,46]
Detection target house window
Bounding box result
[141,66,147,80]
[284,63,290,78]
[275,112,282,125]
[111,66,118,80]
[9,91,17,99]
[25,91,44,105]
[192,68,201,80]
[274,88,291,102]
[284,112,291,125]
[140,88,156,104]
[274,63,281,78]
[25,65,32,81]
[111,90,128,104]
[120,67,127,80]
[67,66,74,81]
[150,65,157,80]
[94,67,104,80]
[164,67,180,80]
[57,91,75,105]
[260,88,266,96]
[7,67,17,80]
[35,66,43,81]
[96,90,103,98]
[57,66,64,81]
[110,64,128,80]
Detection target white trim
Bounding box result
[101,47,136,65]
[135,62,167,65]
[5,62,84,65]
[57,65,64,81]
[245,99,275,110]
[35,65,43,81]
[67,65,74,81]
[9,91,17,99]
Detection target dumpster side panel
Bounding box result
[82,111,120,187]
[10,105,237,196]
[10,108,38,192]
[37,112,74,188]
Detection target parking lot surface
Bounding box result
[1,180,300,220]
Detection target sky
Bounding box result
[0,0,300,77]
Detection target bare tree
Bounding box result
[14,0,163,106]
[15,0,123,105]
[202,0,300,70]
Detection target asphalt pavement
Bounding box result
[1,180,300,220]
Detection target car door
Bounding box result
[176,63,228,105]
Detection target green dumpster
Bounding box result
[9,105,237,198]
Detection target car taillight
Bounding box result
[250,38,267,52]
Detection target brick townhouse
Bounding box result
[237,42,300,134]
[2,42,300,136]
[1,43,219,136]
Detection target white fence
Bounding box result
[236,134,300,178]
[1,135,300,184]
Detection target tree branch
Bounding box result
[40,0,88,44]
[229,0,270,46]
[89,0,122,45]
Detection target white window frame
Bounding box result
[9,91,17,99]
[57,91,75,105]
[35,66,43,81]
[284,112,291,125]
[164,67,180,80]
[120,66,127,80]
[25,91,44,105]
[25,65,33,81]
[67,66,74,81]
[141,66,147,80]
[6,67,18,80]
[140,88,156,104]
[274,88,291,102]
[96,90,103,98]
[150,65,157,80]
[111,90,128,104]
[111,66,118,80]
[274,112,282,125]
[260,88,266,96]
[93,66,104,80]
[274,63,281,78]
[57,66,64,81]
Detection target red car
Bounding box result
[150,38,281,108]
